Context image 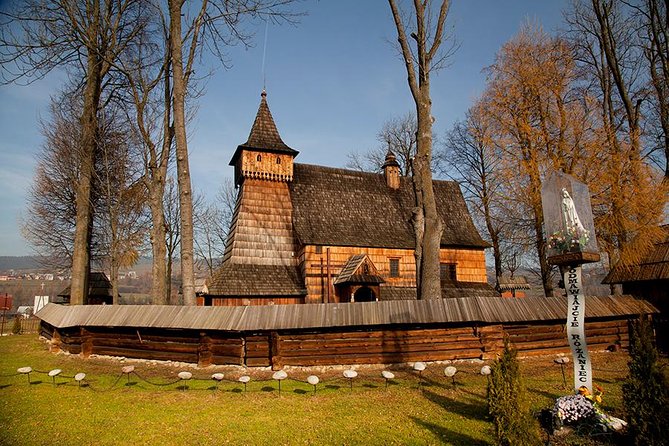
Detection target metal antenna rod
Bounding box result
[261,20,269,91]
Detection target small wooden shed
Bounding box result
[496,275,531,298]
[56,272,114,305]
[603,225,669,350]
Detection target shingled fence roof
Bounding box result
[37,295,656,332]
[289,163,489,249]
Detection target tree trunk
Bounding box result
[149,184,169,304]
[415,92,443,300]
[70,2,103,306]
[169,0,196,306]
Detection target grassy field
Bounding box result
[0,334,634,446]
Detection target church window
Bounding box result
[389,258,400,278]
[276,157,281,164]
[256,154,262,162]
[440,263,457,284]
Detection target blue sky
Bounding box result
[0,1,567,256]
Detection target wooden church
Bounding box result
[203,91,497,306]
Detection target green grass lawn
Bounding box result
[0,335,633,446]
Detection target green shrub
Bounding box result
[623,316,669,446]
[487,338,542,446]
[11,316,21,335]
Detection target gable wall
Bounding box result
[298,245,487,303]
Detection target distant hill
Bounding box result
[0,256,155,272]
[0,256,43,271]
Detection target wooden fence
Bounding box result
[40,317,630,369]
[0,316,41,335]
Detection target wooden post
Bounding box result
[320,257,325,303]
[198,332,212,367]
[326,248,331,303]
[51,328,62,353]
[81,328,93,358]
[270,331,283,370]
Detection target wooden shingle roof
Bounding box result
[289,164,489,249]
[603,225,669,284]
[229,91,298,165]
[497,275,531,291]
[36,295,657,331]
[208,264,306,296]
[334,254,384,285]
[57,272,113,301]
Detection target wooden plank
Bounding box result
[280,348,483,366]
[91,346,197,363]
[279,327,475,342]
[280,340,484,357]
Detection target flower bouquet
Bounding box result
[548,385,627,435]
[547,224,590,254]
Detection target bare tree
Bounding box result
[347,113,418,175]
[193,179,237,277]
[166,0,302,305]
[163,177,181,304]
[96,107,148,304]
[1,0,148,304]
[565,1,668,279]
[441,103,506,281]
[117,10,175,304]
[22,98,81,269]
[629,0,669,178]
[388,0,455,300]
[22,93,147,299]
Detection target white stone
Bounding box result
[178,371,192,380]
[413,362,426,372]
[307,375,319,385]
[343,369,358,379]
[272,370,288,380]
[381,370,395,380]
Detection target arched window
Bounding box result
[276,157,281,164]
[256,154,262,162]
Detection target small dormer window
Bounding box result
[257,154,262,162]
[276,157,281,164]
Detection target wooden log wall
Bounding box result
[504,319,629,357]
[40,317,632,368]
[210,296,304,307]
[271,326,483,368]
[299,245,488,304]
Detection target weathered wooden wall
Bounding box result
[209,296,305,306]
[222,179,298,267]
[299,245,488,303]
[40,317,630,369]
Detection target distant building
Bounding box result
[204,92,497,306]
[16,306,33,318]
[603,225,669,350]
[56,272,115,305]
[496,275,531,298]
